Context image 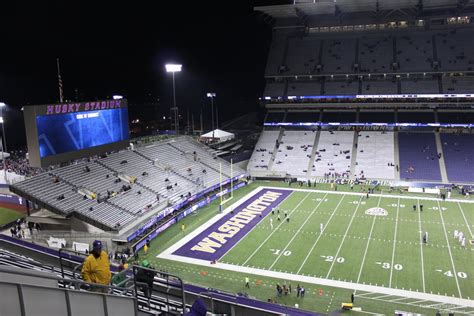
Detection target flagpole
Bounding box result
[56,58,64,103]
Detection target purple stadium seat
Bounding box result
[398,132,441,181]
[441,133,474,183]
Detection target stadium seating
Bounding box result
[396,33,434,71]
[321,37,356,73]
[355,131,395,180]
[285,37,321,75]
[442,76,474,93]
[272,131,316,175]
[436,28,474,71]
[361,79,398,94]
[263,81,285,96]
[311,131,353,177]
[288,81,322,96]
[324,79,358,95]
[12,137,244,231]
[359,34,393,73]
[398,132,441,181]
[247,130,280,171]
[400,78,439,94]
[441,133,474,183]
[438,111,474,124]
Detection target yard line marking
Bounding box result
[457,202,473,238]
[417,199,426,293]
[242,192,313,266]
[389,197,400,288]
[296,194,346,274]
[354,195,382,294]
[437,200,462,298]
[325,196,363,279]
[268,193,329,270]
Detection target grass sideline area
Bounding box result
[138,181,474,314]
[0,207,23,227]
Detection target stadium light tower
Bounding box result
[0,102,6,180]
[166,64,182,136]
[206,92,216,131]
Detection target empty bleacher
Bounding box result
[438,111,474,124]
[359,111,395,123]
[355,131,395,180]
[400,78,439,94]
[442,76,474,93]
[12,137,245,231]
[311,131,353,177]
[247,130,280,171]
[398,132,441,181]
[321,111,357,123]
[321,38,356,73]
[287,81,322,96]
[441,133,474,183]
[397,33,433,71]
[324,79,358,95]
[359,34,393,73]
[272,131,316,175]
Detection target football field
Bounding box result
[158,185,474,313]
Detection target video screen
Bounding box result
[37,107,129,158]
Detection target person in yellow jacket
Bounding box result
[81,240,111,291]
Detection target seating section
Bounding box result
[355,132,395,179]
[436,29,474,71]
[397,34,433,71]
[442,76,474,93]
[285,37,321,75]
[247,131,280,171]
[265,27,474,77]
[438,111,474,124]
[398,132,441,181]
[312,131,353,177]
[263,82,285,96]
[359,35,393,73]
[400,79,439,94]
[324,80,358,95]
[321,38,356,73]
[362,79,398,94]
[272,131,316,175]
[359,111,395,123]
[287,81,321,96]
[13,137,244,231]
[441,133,474,183]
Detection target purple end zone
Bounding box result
[173,188,291,261]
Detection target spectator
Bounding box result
[81,240,111,292]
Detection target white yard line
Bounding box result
[296,194,346,274]
[389,197,400,288]
[325,196,363,278]
[258,186,474,204]
[268,193,329,270]
[354,195,382,293]
[158,251,474,308]
[417,199,426,293]
[437,200,462,298]
[242,192,313,266]
[457,201,474,238]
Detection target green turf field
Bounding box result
[0,206,23,226]
[144,182,474,314]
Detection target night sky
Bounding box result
[0,1,290,149]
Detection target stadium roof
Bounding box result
[255,0,474,21]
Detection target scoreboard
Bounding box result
[24,100,130,167]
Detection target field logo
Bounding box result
[365,207,388,216]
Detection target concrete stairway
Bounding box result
[306,130,321,177]
[434,131,449,183]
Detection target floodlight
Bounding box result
[207,93,216,98]
[165,64,182,73]
[0,102,5,107]
[113,95,123,100]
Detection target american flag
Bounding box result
[56,58,64,102]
